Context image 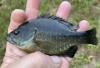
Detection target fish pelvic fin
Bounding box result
[66,46,78,58]
[86,28,98,45]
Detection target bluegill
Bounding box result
[8,15,98,56]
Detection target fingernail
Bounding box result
[51,56,61,64]
[11,9,26,22]
[56,1,71,20]
[61,1,71,8]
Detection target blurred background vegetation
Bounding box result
[0,0,100,68]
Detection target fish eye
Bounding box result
[14,30,20,35]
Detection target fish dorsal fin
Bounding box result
[38,14,66,22]
[38,14,74,26]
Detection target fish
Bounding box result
[8,15,98,56]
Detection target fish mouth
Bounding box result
[7,34,17,45]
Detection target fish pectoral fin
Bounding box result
[65,45,78,58]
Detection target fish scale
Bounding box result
[35,30,78,55]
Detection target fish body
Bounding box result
[8,15,97,55]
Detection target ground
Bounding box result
[0,0,100,68]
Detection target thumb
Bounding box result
[8,52,62,68]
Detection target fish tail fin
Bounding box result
[86,28,98,45]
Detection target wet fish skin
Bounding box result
[7,15,97,56]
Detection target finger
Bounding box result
[8,9,27,33]
[56,1,71,20]
[7,52,62,68]
[26,0,41,20]
[77,20,89,32]
[61,58,70,68]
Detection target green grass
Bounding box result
[0,0,100,68]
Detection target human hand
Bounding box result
[1,0,89,68]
